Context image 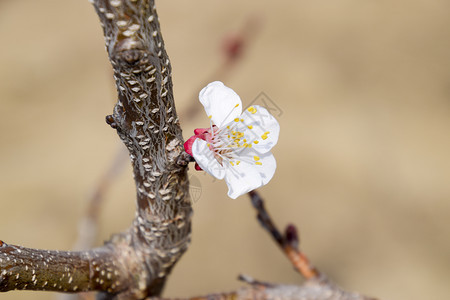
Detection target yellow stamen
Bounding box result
[254,156,260,161]
[237,161,241,165]
[247,106,257,114]
[247,125,253,129]
[240,119,244,122]
[254,140,259,144]
[208,115,212,119]
[255,162,262,165]
[234,118,239,122]
[207,143,210,147]
[235,104,239,108]
[230,161,235,166]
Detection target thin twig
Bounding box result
[180,15,264,122]
[248,190,320,279]
[73,146,128,252]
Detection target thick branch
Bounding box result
[0,240,129,294]
[92,0,193,297]
[1,1,191,299]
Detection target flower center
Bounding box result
[201,115,270,167]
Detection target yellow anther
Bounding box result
[243,139,247,142]
[254,140,259,144]
[207,143,211,147]
[255,162,262,165]
[247,106,257,114]
[227,135,230,138]
[208,115,212,119]
[234,118,240,122]
[234,139,240,143]
[248,144,252,148]
[254,156,260,161]
[242,143,248,147]
[226,126,230,129]
[230,161,235,166]
[261,134,268,140]
[240,119,244,122]
[265,131,270,135]
[247,125,253,129]
[231,131,236,135]
[236,161,241,165]
[235,104,239,108]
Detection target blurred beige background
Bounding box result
[1,0,449,299]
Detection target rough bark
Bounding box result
[93,0,193,296]
[0,0,192,298]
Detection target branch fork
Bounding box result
[1,0,191,298]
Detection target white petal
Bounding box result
[192,139,226,179]
[224,150,277,199]
[236,105,280,153]
[199,81,242,127]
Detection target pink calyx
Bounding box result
[184,127,216,171]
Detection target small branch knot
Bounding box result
[118,49,147,66]
[113,38,148,66]
[105,115,118,129]
[177,152,195,166]
[284,224,299,249]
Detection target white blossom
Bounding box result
[184,81,280,199]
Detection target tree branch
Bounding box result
[93,0,193,295]
[153,275,375,300]
[0,240,128,293]
[181,15,263,122]
[1,0,192,298]
[248,191,319,279]
[73,146,128,253]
